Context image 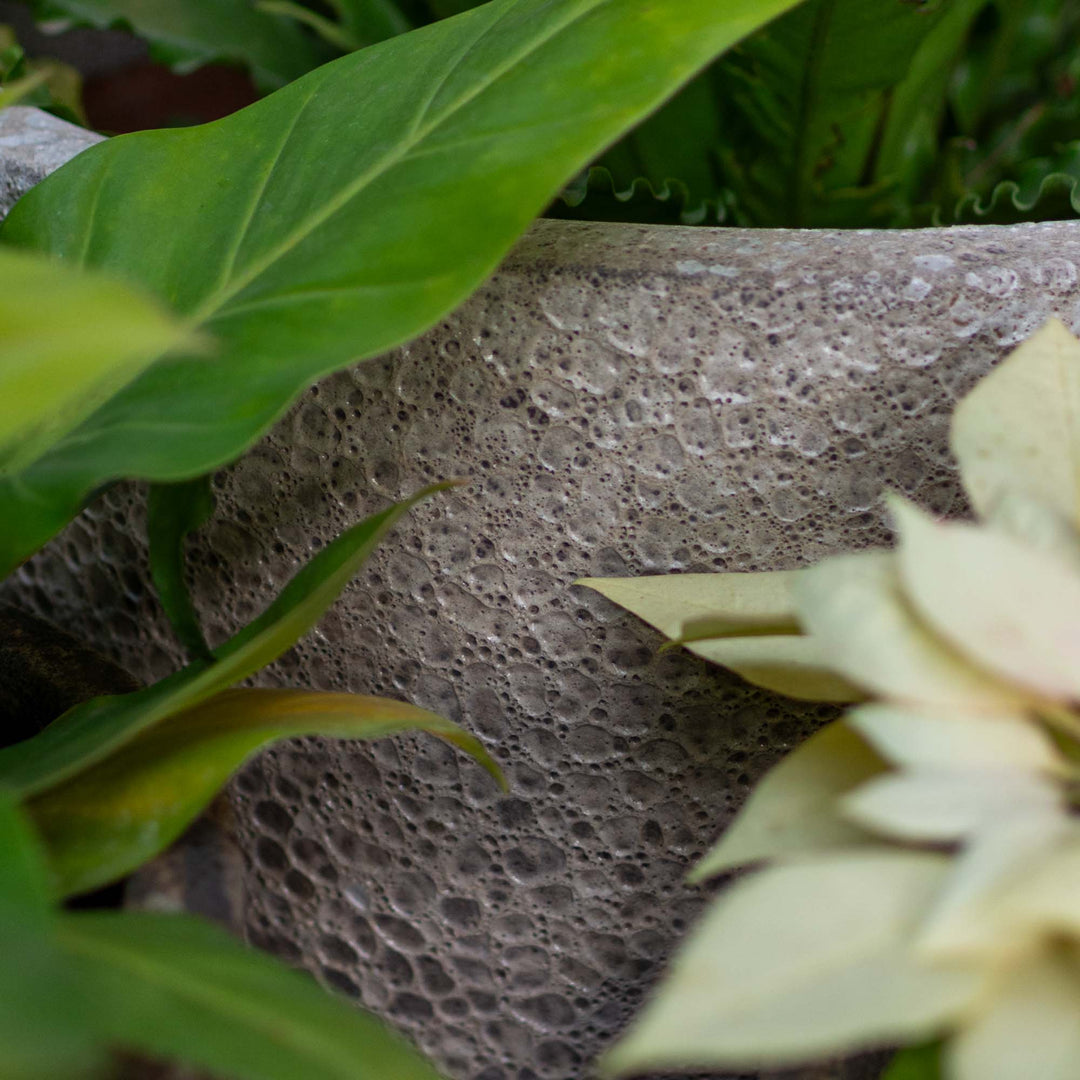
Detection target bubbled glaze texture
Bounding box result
[11,217,1080,1080]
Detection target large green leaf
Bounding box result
[0,0,802,577]
[32,686,502,896]
[0,796,104,1080]
[58,910,445,1080]
[0,485,446,796]
[0,247,194,478]
[28,0,331,89]
[710,0,976,227]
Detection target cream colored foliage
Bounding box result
[841,770,1063,843]
[794,551,1022,710]
[949,952,1080,1080]
[600,321,1080,1080]
[892,497,1080,702]
[680,634,863,701]
[691,720,883,880]
[575,571,801,639]
[918,815,1076,961]
[847,704,1064,775]
[601,853,986,1076]
[951,318,1080,529]
[576,571,863,700]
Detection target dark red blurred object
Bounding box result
[83,60,260,133]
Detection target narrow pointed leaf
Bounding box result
[0,247,195,477]
[951,319,1080,529]
[684,635,864,701]
[579,572,861,699]
[148,476,215,660]
[58,910,445,1080]
[0,485,446,796]
[0,0,803,576]
[32,686,501,897]
[690,720,883,881]
[891,497,1080,702]
[578,571,803,639]
[795,550,1023,711]
[602,852,985,1075]
[255,2,359,53]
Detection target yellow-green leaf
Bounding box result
[601,852,986,1075]
[30,687,503,897]
[951,319,1080,530]
[690,720,883,881]
[0,248,196,476]
[847,704,1066,776]
[795,550,1022,711]
[891,497,1080,702]
[949,952,1080,1080]
[0,485,447,796]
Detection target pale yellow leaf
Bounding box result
[684,635,864,702]
[847,704,1065,775]
[795,550,1021,711]
[690,720,884,881]
[993,835,1080,944]
[918,813,1074,961]
[576,571,801,640]
[601,852,986,1076]
[841,770,1063,843]
[892,497,1080,702]
[949,952,1080,1080]
[951,318,1080,530]
[983,490,1080,568]
[578,572,862,701]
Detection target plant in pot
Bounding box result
[584,319,1080,1080]
[0,0,818,1076]
[5,0,1080,1077]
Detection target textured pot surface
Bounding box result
[0,106,102,216]
[7,107,1080,1080]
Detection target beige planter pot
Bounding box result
[7,106,1080,1080]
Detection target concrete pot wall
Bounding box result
[7,107,1080,1080]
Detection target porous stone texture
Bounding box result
[8,111,1080,1078]
[0,105,102,217]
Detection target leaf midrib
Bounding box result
[188,0,611,327]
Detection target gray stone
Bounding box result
[6,107,1080,1079]
[0,105,102,218]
